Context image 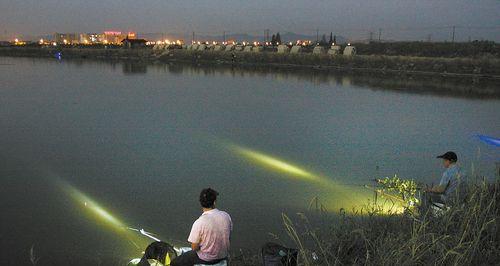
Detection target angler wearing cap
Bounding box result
[424,151,466,205]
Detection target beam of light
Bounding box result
[62,182,125,229]
[231,144,321,182]
[227,142,405,214]
[56,179,153,254]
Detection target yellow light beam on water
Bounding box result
[56,179,151,252]
[231,144,321,182]
[63,182,125,229]
[227,143,404,213]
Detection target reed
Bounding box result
[279,180,499,265]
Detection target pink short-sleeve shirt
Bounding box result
[188,209,232,261]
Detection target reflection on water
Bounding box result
[105,60,500,99]
[122,62,148,75]
[0,56,498,265]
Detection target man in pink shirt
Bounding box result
[171,188,232,266]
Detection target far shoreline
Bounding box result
[1,46,500,98]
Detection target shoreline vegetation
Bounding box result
[1,46,500,98]
[2,46,500,77]
[21,178,500,266]
[232,178,500,266]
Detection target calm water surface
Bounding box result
[1,57,499,263]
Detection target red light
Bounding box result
[104,31,122,35]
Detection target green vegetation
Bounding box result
[271,179,500,265]
[354,41,500,58]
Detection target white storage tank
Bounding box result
[197,44,207,51]
[312,46,325,54]
[343,45,356,56]
[277,44,290,54]
[213,45,225,51]
[290,45,302,54]
[252,46,264,53]
[328,45,342,55]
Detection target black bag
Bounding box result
[261,242,298,266]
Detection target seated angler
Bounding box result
[171,188,232,266]
[424,151,467,208]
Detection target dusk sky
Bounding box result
[1,0,499,41]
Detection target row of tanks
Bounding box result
[153,43,356,56]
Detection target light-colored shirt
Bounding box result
[439,164,465,202]
[188,209,232,261]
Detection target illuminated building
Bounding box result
[54,33,79,44]
[79,33,100,44]
[100,31,137,44]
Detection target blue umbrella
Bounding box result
[478,135,500,147]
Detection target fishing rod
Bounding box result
[127,227,162,242]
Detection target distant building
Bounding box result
[79,33,99,44]
[122,38,147,49]
[101,31,136,44]
[54,33,79,44]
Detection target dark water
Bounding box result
[1,57,499,264]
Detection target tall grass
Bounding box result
[281,180,499,265]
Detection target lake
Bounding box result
[0,57,499,264]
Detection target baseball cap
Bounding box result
[437,151,458,162]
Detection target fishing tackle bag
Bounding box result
[261,242,298,266]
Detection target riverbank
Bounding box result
[232,180,500,266]
[2,46,500,98]
[1,46,500,78]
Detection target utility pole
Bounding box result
[378,28,382,42]
[316,28,319,43]
[223,31,226,43]
[192,31,195,43]
[451,26,456,43]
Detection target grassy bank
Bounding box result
[233,180,499,265]
[353,41,500,58]
[1,46,500,78]
[159,49,500,77]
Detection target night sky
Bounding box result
[1,0,499,41]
